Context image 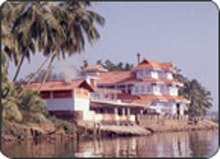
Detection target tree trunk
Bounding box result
[26,52,56,86]
[18,52,57,98]
[37,56,55,92]
[13,53,25,82]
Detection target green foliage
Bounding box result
[2,1,104,82]
[7,126,27,138]
[2,62,46,124]
[2,98,23,122]
[49,117,75,133]
[2,121,27,137]
[101,60,133,71]
[82,59,134,71]
[22,112,49,124]
[2,64,22,122]
[174,73,213,116]
[19,89,46,112]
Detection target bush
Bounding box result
[49,117,75,133]
[2,98,23,122]
[2,122,27,138]
[19,89,46,113]
[22,112,49,124]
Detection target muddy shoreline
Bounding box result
[2,119,218,143]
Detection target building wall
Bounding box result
[151,70,159,78]
[132,82,154,95]
[44,89,91,112]
[149,101,187,115]
[169,86,178,96]
[46,91,75,111]
[74,98,90,111]
[136,69,151,78]
[74,88,90,111]
[131,81,178,96]
[136,69,173,80]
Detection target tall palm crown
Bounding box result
[1,1,105,82]
[175,73,212,116]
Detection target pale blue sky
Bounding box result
[9,2,218,111]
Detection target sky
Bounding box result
[8,2,218,111]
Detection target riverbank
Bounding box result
[2,117,218,142]
[144,118,219,133]
[78,118,218,137]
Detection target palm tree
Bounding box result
[175,73,213,116]
[2,62,23,122]
[1,2,20,70]
[19,88,46,113]
[3,1,104,84]
[9,2,65,82]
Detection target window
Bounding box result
[40,91,50,99]
[53,90,72,98]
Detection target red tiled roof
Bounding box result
[96,71,135,85]
[134,58,174,70]
[95,70,182,85]
[25,79,94,92]
[132,94,189,105]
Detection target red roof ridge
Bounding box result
[25,78,94,92]
[134,58,174,70]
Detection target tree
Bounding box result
[174,73,213,116]
[2,1,104,83]
[1,2,20,71]
[19,89,46,113]
[94,59,134,71]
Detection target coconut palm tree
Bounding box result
[32,1,105,91]
[1,2,20,70]
[2,61,23,122]
[9,2,65,82]
[175,73,213,116]
[3,1,104,84]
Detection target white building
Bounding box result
[26,79,94,119]
[83,55,189,115]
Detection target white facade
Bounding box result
[83,58,189,116]
[135,68,173,80]
[44,90,90,112]
[131,82,178,96]
[74,97,90,111]
[46,91,75,111]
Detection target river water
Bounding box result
[2,130,219,158]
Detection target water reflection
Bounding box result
[2,130,218,158]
